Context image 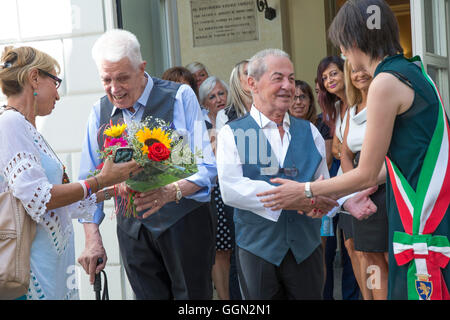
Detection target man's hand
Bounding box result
[133,183,176,219]
[257,175,338,213]
[77,223,107,285]
[343,186,378,220]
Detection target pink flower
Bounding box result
[105,137,128,148]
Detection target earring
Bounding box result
[33,92,38,116]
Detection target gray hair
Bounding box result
[92,29,143,70]
[185,61,209,75]
[248,49,290,81]
[198,76,230,107]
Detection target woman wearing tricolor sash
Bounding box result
[257,0,450,300]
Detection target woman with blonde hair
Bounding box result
[216,60,252,131]
[0,46,140,299]
[341,59,389,300]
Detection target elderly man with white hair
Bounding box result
[77,29,217,300]
[216,49,376,299]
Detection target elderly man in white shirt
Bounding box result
[216,49,376,300]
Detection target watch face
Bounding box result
[176,191,182,200]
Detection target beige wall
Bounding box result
[284,0,328,94]
[176,0,328,97]
[176,0,285,84]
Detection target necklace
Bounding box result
[2,105,70,184]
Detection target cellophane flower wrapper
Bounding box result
[96,117,201,218]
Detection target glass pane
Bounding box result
[427,65,440,89]
[0,0,19,42]
[120,0,170,77]
[424,0,447,56]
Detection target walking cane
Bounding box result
[93,258,109,300]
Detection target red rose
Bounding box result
[147,143,171,162]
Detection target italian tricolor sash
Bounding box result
[386,56,450,300]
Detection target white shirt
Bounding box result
[346,105,367,153]
[335,100,349,143]
[216,105,329,222]
[215,108,229,132]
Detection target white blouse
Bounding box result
[346,105,367,153]
[0,109,96,299]
[335,100,349,144]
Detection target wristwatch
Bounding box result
[104,188,112,201]
[304,182,314,198]
[174,182,182,204]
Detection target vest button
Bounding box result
[288,218,294,223]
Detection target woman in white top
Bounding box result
[0,46,141,299]
[341,60,389,300]
[317,55,366,299]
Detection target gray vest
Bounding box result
[228,114,322,266]
[98,77,203,240]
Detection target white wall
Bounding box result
[0,0,133,300]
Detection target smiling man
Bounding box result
[77,29,217,300]
[216,49,338,299]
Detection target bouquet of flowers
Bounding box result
[96,117,200,217]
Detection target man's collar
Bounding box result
[110,72,152,117]
[250,105,291,129]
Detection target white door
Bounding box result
[411,0,450,113]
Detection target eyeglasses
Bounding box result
[39,69,62,89]
[294,94,308,101]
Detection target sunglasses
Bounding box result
[39,69,62,89]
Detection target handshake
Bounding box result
[257,176,378,221]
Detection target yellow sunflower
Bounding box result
[104,123,127,138]
[136,127,172,155]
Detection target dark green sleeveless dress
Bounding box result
[374,54,450,300]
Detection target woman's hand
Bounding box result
[256,177,338,213]
[97,158,142,188]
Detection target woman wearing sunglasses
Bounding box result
[0,46,141,299]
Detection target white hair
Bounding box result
[185,61,209,75]
[248,48,290,80]
[92,29,143,70]
[198,76,230,107]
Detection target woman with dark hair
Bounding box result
[316,56,364,299]
[316,56,345,134]
[258,0,450,300]
[161,66,199,99]
[290,80,316,122]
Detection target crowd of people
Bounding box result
[0,0,448,300]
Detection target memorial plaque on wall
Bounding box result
[190,0,259,47]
